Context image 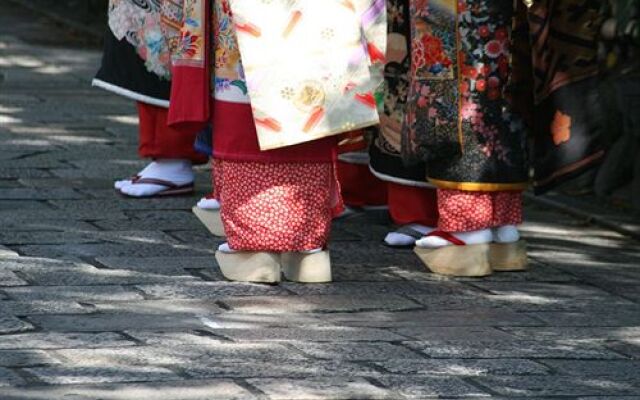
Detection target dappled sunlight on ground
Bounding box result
[1,3,640,398]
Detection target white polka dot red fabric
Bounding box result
[213,159,343,252]
[437,189,522,232]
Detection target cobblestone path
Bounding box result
[1,6,640,399]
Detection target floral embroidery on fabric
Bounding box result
[108,0,172,78]
[213,0,249,103]
[401,0,528,187]
[160,0,207,67]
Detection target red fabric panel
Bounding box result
[214,159,336,252]
[387,182,439,227]
[337,161,387,207]
[212,100,337,163]
[166,0,211,132]
[137,102,208,164]
[437,189,523,232]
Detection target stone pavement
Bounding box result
[2,7,640,400]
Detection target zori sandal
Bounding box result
[119,177,194,198]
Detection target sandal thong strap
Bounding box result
[130,177,193,189]
[425,230,467,246]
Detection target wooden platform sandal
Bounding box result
[215,245,281,284]
[414,231,492,277]
[281,250,332,283]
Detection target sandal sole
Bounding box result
[490,240,528,271]
[414,243,492,277]
[192,206,226,237]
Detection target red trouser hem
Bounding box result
[137,102,208,164]
[387,182,439,227]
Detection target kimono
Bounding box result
[93,0,205,163]
[94,0,172,106]
[165,0,387,251]
[522,0,608,193]
[366,0,528,233]
[401,0,528,191]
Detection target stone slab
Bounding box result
[0,350,60,367]
[136,281,289,299]
[96,256,217,276]
[220,295,421,313]
[0,219,98,232]
[16,243,212,259]
[607,339,640,359]
[404,340,625,359]
[0,379,256,400]
[183,360,380,379]
[529,311,640,327]
[0,168,52,179]
[469,282,619,299]
[0,245,19,257]
[0,208,128,221]
[405,293,639,312]
[329,263,410,281]
[0,200,51,211]
[501,326,640,341]
[48,198,200,213]
[54,343,306,366]
[248,377,394,400]
[0,368,25,387]
[26,365,179,385]
[290,342,431,361]
[0,230,179,246]
[376,359,550,376]
[15,265,196,286]
[0,270,28,286]
[390,327,517,341]
[282,281,477,297]
[94,211,205,231]
[0,332,136,350]
[321,309,539,328]
[376,376,490,398]
[213,326,406,342]
[0,313,35,334]
[88,300,223,316]
[3,285,144,302]
[0,301,92,316]
[539,360,640,379]
[470,376,640,397]
[123,331,227,347]
[28,312,212,332]
[0,188,83,200]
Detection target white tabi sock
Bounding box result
[384,224,435,247]
[492,225,520,243]
[218,242,236,253]
[415,228,493,249]
[197,197,221,210]
[119,159,194,197]
[114,162,157,190]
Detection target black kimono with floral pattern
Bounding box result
[371,0,529,191]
